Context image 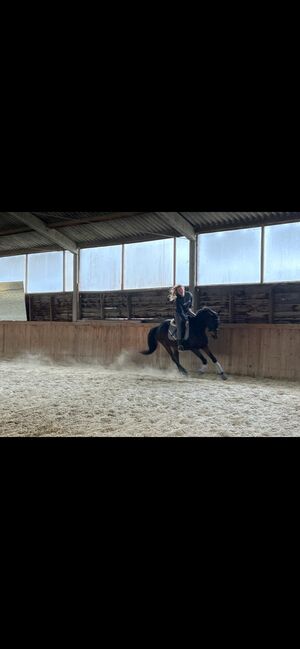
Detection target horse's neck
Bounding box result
[194,310,208,330]
[195,310,206,323]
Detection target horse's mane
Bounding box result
[196,306,218,317]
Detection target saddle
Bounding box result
[168,319,190,343]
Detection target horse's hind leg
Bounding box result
[173,348,189,376]
[161,342,188,376]
[202,346,228,380]
[191,349,209,374]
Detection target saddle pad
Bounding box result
[168,319,177,341]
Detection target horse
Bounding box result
[141,306,228,379]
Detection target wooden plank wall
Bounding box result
[24,283,300,325]
[197,284,300,324]
[26,293,73,321]
[0,321,300,380]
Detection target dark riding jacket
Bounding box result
[176,291,194,321]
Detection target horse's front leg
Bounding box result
[202,346,228,380]
[191,349,209,374]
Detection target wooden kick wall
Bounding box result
[24,282,300,325]
[0,321,300,380]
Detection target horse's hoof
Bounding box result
[220,373,228,381]
[198,367,207,374]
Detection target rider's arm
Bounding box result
[186,292,195,316]
[176,303,189,320]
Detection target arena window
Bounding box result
[80,245,122,291]
[197,228,262,285]
[264,221,300,282]
[175,237,190,286]
[27,251,64,293]
[64,251,74,292]
[124,239,173,289]
[0,255,26,285]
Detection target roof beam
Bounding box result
[0,234,174,258]
[155,212,196,241]
[7,212,78,254]
[45,212,144,228]
[0,246,59,258]
[0,212,145,238]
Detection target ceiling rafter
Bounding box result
[155,212,196,241]
[7,212,78,254]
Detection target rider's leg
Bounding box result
[184,319,189,341]
[175,315,184,351]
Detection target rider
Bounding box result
[169,285,195,351]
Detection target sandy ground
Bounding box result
[0,353,300,437]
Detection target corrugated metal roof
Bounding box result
[0,212,299,256]
[0,230,56,252]
[180,212,300,230]
[60,213,176,245]
[0,213,26,229]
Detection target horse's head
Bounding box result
[196,307,220,339]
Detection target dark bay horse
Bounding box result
[141,307,228,379]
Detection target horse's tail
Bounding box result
[140,326,159,355]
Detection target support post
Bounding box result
[73,251,79,322]
[189,238,197,306]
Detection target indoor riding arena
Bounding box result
[0,211,299,437]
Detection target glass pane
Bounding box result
[124,239,173,289]
[0,255,26,285]
[264,222,300,282]
[65,251,74,291]
[28,252,64,293]
[198,228,261,285]
[175,237,190,286]
[80,246,122,291]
